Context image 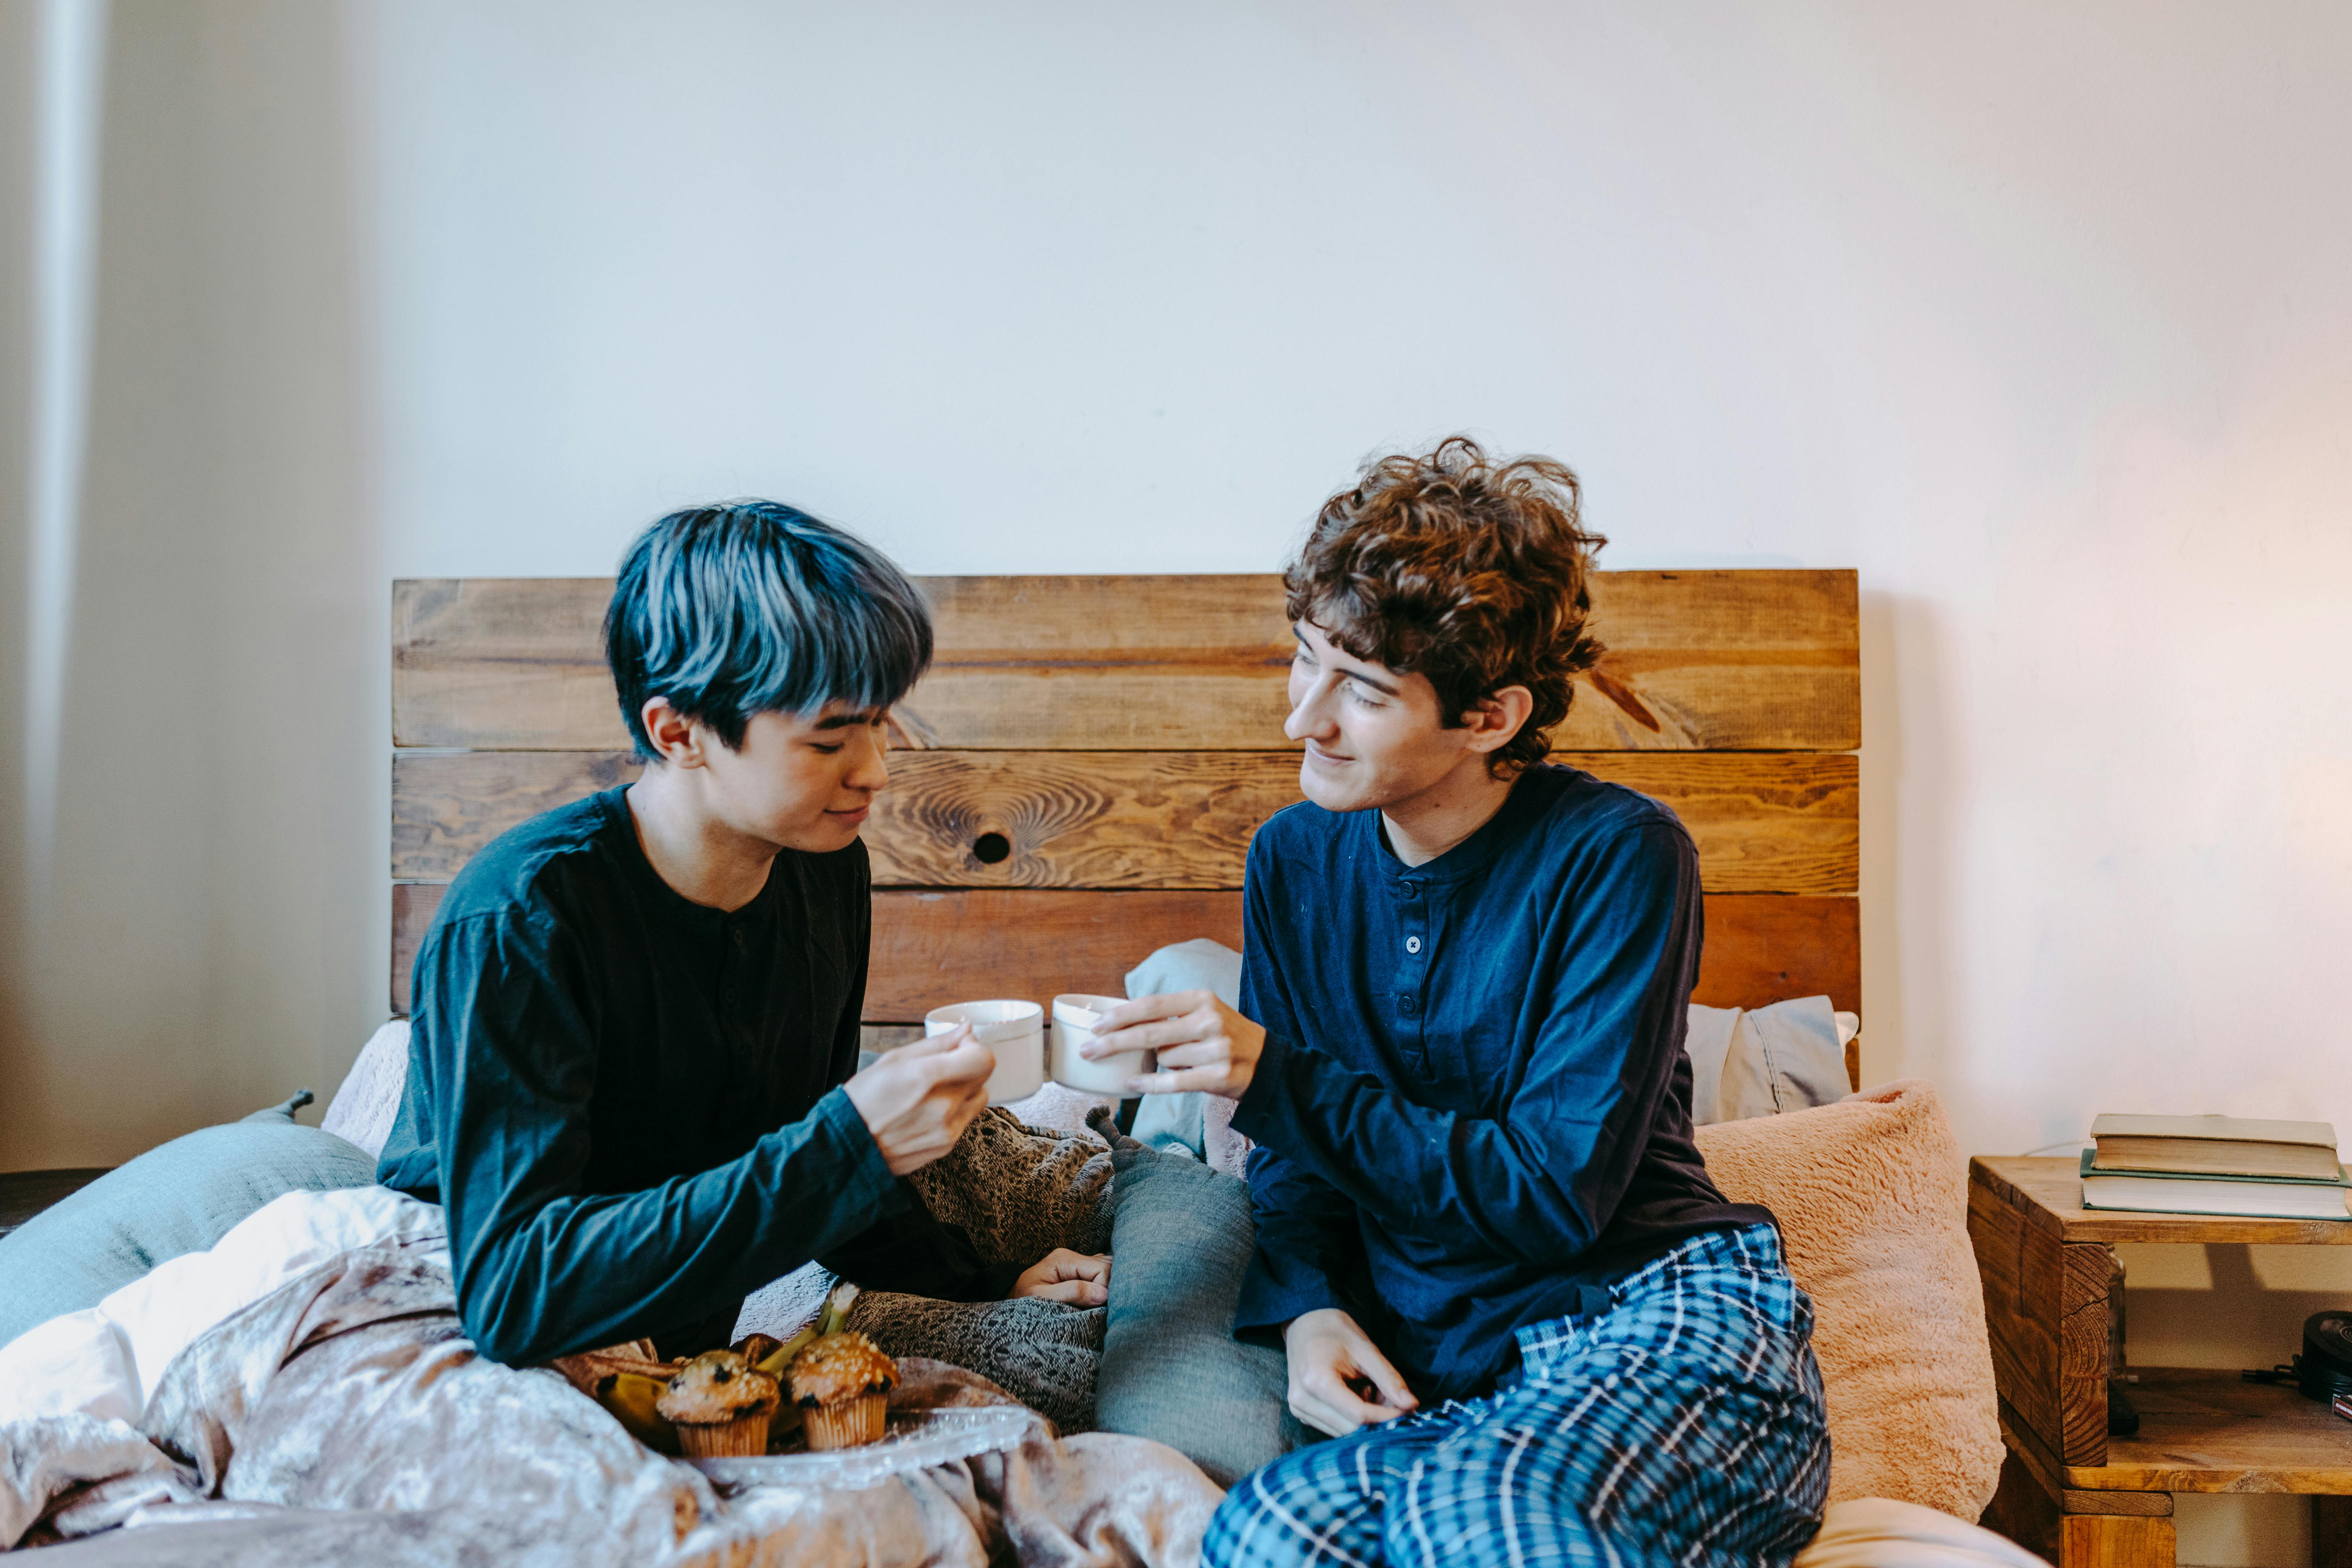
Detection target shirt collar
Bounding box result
[1360,766,1551,888]
[599,785,775,933]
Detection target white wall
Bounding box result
[358,0,2352,1159]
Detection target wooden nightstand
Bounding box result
[1970,1157,2352,1568]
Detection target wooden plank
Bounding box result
[862,889,1241,1022]
[2316,1495,2352,1568]
[1973,1163,2114,1468]
[2003,1398,2070,1502]
[389,881,443,1016]
[393,580,622,751]
[1567,570,1859,750]
[392,749,1859,895]
[1977,1182,2068,1456]
[1972,1156,2352,1246]
[1688,893,1858,1016]
[2060,1514,2174,1568]
[891,575,1291,753]
[392,885,1859,1023]
[1982,1450,2064,1564]
[865,890,1851,1024]
[2063,1491,2172,1517]
[392,752,643,880]
[2060,1242,2114,1467]
[2063,1368,2352,1494]
[393,571,1859,753]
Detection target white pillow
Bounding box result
[320,1020,412,1161]
[1686,1003,1745,1124]
[1794,1498,2046,1568]
[1701,996,1859,1125]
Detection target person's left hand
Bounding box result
[1010,1248,1112,1306]
[1081,990,1266,1100]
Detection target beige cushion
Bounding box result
[1694,1080,2004,1520]
[1795,1498,2049,1568]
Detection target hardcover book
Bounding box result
[2078,1151,2352,1221]
[2087,1114,2340,1181]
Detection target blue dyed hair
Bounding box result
[604,501,932,761]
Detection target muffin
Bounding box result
[786,1330,900,1450]
[655,1349,781,1458]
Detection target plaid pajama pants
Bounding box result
[1202,1224,1830,1568]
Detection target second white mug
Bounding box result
[1050,993,1154,1096]
[924,999,1046,1105]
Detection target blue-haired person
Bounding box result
[378,502,1110,1367]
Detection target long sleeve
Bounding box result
[814,906,1025,1302]
[1232,866,1369,1338]
[1230,819,1702,1270]
[401,909,905,1366]
[1233,1143,1360,1336]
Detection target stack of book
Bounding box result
[2079,1115,2352,1221]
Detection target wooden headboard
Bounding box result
[391,571,1860,1082]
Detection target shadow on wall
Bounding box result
[0,0,385,1169]
[1858,588,1957,1097]
[2125,1244,2352,1372]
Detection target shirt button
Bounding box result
[1405,936,1422,954]
[1399,994,1420,1015]
[1401,883,1421,901]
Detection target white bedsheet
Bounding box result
[0,1186,447,1426]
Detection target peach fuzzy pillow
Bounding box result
[1694,1080,2004,1520]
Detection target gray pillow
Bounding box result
[1093,1109,1310,1486]
[0,1092,376,1349]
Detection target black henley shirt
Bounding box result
[377,786,1019,1366]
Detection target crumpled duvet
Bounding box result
[0,1242,1219,1565]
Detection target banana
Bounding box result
[817,1281,861,1338]
[596,1372,680,1455]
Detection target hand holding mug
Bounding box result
[844,1026,993,1176]
[1081,990,1265,1100]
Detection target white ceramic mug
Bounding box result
[1050,993,1155,1096]
[924,999,1046,1105]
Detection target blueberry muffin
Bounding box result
[786,1329,900,1450]
[655,1349,781,1458]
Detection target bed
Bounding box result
[3,567,2048,1567]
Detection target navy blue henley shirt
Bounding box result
[1231,763,1770,1401]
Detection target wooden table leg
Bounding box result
[1983,1452,2062,1562]
[2316,1496,2352,1568]
[2061,1513,2174,1568]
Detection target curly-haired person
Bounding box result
[1083,439,1831,1568]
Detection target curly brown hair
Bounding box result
[1284,436,1606,776]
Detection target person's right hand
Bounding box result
[1282,1307,1419,1437]
[843,1027,994,1177]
